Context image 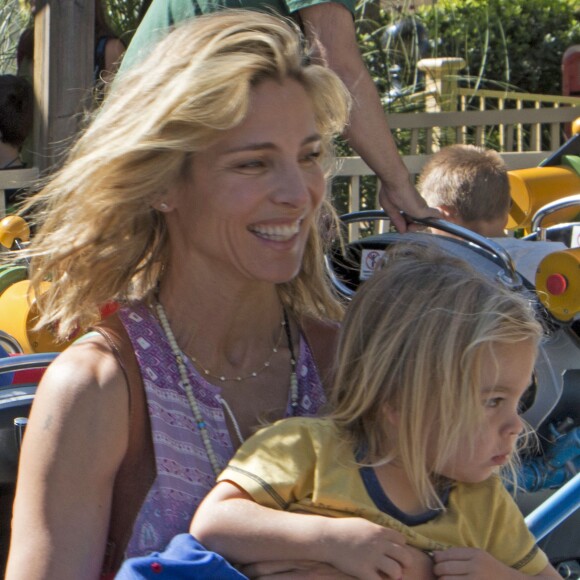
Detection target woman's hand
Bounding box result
[241,560,357,579]
[433,548,560,579]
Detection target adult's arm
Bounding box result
[5,337,129,580]
[299,3,440,232]
[192,482,434,580]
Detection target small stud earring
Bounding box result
[159,202,169,211]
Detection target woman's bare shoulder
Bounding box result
[27,333,130,458]
[40,332,128,401]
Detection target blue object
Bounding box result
[525,472,580,541]
[115,534,248,579]
[0,344,14,387]
[514,427,580,492]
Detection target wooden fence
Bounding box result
[4,58,580,223]
[0,168,39,218]
[331,58,580,217]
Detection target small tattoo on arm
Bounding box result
[43,414,53,431]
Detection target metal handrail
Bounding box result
[531,194,580,240]
[525,472,580,541]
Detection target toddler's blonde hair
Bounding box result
[330,244,543,508]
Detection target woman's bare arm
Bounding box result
[5,337,129,580]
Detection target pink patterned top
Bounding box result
[118,302,327,557]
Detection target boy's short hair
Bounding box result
[418,144,511,223]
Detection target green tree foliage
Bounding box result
[361,2,438,94]
[419,0,580,95]
[0,0,28,73]
[355,0,580,97]
[105,0,148,44]
[0,0,149,73]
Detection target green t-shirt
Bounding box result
[121,0,356,71]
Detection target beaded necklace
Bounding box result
[155,301,299,477]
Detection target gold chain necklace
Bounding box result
[186,317,286,382]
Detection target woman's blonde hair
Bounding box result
[329,244,543,509]
[19,10,351,338]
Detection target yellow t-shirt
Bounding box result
[218,417,548,574]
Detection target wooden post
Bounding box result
[417,57,465,150]
[33,0,94,173]
[417,57,466,112]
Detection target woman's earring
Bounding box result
[158,202,169,211]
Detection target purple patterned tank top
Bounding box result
[118,302,326,557]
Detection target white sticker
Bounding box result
[360,249,385,280]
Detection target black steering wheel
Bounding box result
[326,210,523,300]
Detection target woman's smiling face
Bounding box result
[166,76,326,286]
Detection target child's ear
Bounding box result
[439,205,459,221]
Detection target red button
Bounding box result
[546,273,567,295]
[150,561,163,573]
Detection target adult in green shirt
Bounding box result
[121,0,439,232]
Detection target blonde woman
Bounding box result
[122,0,440,234]
[4,12,408,579]
[191,245,559,579]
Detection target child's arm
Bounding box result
[192,480,424,580]
[432,548,560,579]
